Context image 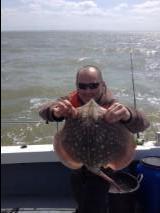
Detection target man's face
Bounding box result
[77,69,104,104]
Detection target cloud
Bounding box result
[22,0,99,15]
[22,0,160,19]
[133,0,160,15]
[1,0,160,31]
[113,3,128,12]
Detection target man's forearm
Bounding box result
[122,107,150,133]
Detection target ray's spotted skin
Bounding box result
[53,99,135,175]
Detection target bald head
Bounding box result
[75,65,106,103]
[76,65,103,84]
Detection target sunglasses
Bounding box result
[78,82,100,90]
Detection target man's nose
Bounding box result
[84,88,92,93]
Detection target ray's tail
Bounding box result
[87,167,121,191]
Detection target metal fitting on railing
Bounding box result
[155,132,160,146]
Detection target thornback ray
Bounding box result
[53,99,136,190]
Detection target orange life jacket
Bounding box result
[68,90,112,109]
[68,91,82,108]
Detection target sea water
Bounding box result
[1,31,160,145]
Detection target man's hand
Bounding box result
[52,100,77,118]
[104,102,131,123]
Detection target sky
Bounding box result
[1,0,160,31]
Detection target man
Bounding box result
[39,65,150,213]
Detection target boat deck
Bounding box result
[1,195,76,213]
[1,195,143,213]
[1,196,76,213]
[1,208,75,213]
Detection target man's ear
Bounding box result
[102,81,105,86]
[102,81,107,92]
